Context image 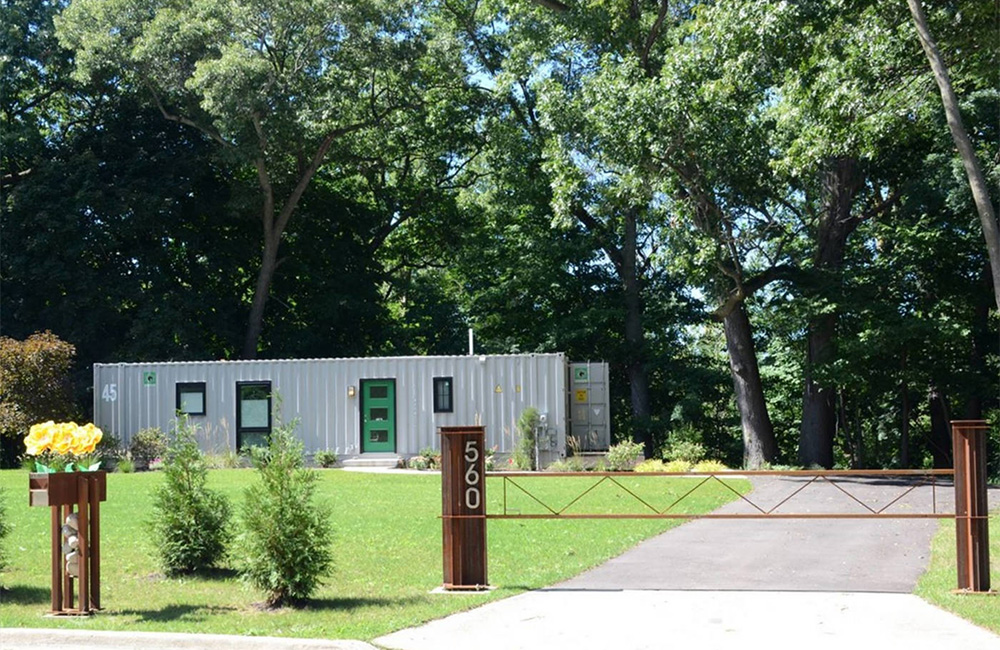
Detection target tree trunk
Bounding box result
[799,157,863,469]
[723,302,777,468]
[928,386,952,469]
[622,209,653,455]
[242,236,280,359]
[907,0,1000,312]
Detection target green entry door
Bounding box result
[361,379,396,453]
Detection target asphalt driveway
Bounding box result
[376,476,1000,650]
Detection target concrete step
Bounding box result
[340,456,403,470]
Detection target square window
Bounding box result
[176,382,206,416]
[433,377,453,413]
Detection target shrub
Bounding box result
[237,420,332,607]
[513,407,540,470]
[151,417,231,574]
[635,459,668,473]
[693,459,728,472]
[663,459,692,473]
[314,450,338,468]
[663,440,706,465]
[115,457,135,473]
[408,455,430,470]
[130,428,167,471]
[606,439,644,471]
[418,446,441,469]
[0,332,77,467]
[95,433,126,472]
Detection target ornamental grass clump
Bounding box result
[150,417,231,574]
[237,420,332,607]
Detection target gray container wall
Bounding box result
[94,354,568,458]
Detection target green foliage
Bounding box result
[313,450,338,469]
[513,408,540,471]
[662,460,693,473]
[634,459,668,473]
[606,440,644,471]
[407,456,430,470]
[95,433,126,472]
[0,332,77,466]
[151,417,231,574]
[115,457,135,474]
[662,440,706,465]
[545,456,584,472]
[418,446,441,469]
[693,460,729,472]
[237,421,332,607]
[130,428,167,471]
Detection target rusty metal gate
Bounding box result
[440,420,991,593]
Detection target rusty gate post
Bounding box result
[440,426,488,590]
[952,420,991,592]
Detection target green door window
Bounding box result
[361,379,396,453]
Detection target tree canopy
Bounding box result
[1,0,996,469]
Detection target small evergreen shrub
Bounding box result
[115,457,135,473]
[314,450,338,468]
[130,428,167,470]
[513,407,540,470]
[635,459,668,473]
[606,439,644,471]
[151,417,231,574]
[238,420,332,607]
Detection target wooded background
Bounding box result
[2,0,997,469]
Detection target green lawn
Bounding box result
[916,513,1000,633]
[0,469,747,640]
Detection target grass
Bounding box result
[916,513,1000,633]
[0,469,747,640]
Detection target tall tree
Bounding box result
[57,0,467,358]
[907,0,1000,311]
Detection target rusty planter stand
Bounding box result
[440,426,488,590]
[28,471,107,615]
[952,420,990,593]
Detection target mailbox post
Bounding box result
[440,426,488,590]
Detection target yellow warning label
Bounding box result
[575,389,588,403]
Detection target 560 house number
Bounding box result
[464,440,481,510]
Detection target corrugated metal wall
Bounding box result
[93,354,570,458]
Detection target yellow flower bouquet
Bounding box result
[24,421,104,472]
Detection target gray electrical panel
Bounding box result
[568,361,610,451]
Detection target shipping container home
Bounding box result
[93,354,610,464]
